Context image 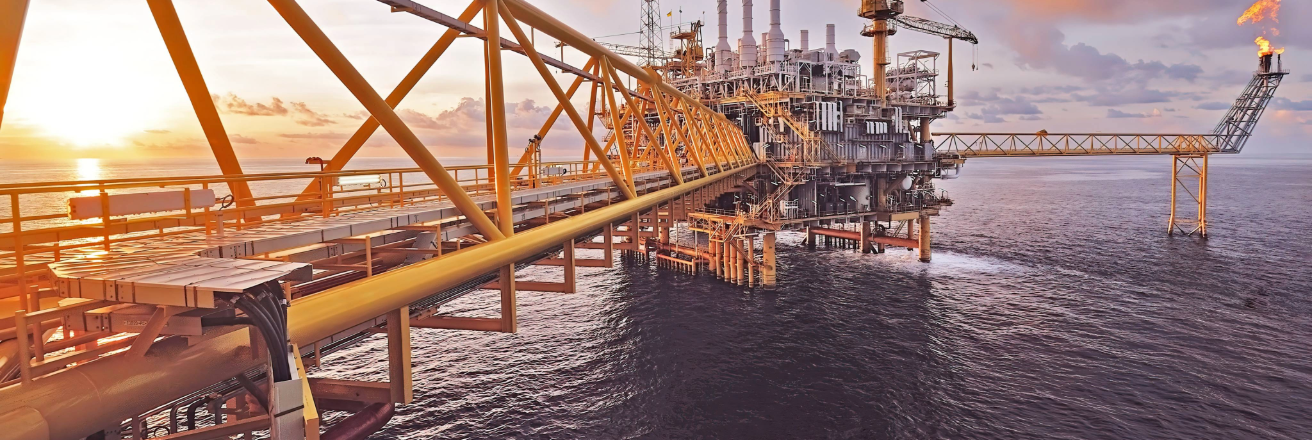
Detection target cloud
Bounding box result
[964,111,1006,124]
[289,102,335,127]
[1273,98,1312,111]
[214,93,288,116]
[1001,26,1206,86]
[984,97,1042,116]
[1073,88,1183,106]
[279,132,351,140]
[1107,108,1164,119]
[983,0,1234,22]
[213,93,337,127]
[1195,102,1232,111]
[229,134,258,144]
[397,109,442,130]
[143,129,170,134]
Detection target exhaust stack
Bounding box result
[716,0,733,72]
[800,30,809,52]
[825,24,838,60]
[766,0,786,62]
[740,0,757,68]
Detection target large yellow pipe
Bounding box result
[0,164,755,440]
[290,164,754,344]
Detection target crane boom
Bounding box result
[890,15,977,44]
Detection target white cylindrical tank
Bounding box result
[740,0,757,68]
[900,176,914,190]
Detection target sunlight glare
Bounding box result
[6,5,178,148]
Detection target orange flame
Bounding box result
[1255,36,1285,56]
[1238,0,1284,56]
[1237,0,1281,25]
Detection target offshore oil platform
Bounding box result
[0,0,1288,438]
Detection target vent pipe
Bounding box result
[767,0,786,62]
[740,0,757,68]
[716,0,733,72]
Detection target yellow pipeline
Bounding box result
[289,164,755,344]
[0,165,756,440]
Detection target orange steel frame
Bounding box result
[0,1,756,438]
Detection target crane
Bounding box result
[888,15,977,45]
[858,0,978,107]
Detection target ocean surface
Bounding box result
[6,155,1312,439]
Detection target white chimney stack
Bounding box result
[825,24,838,60]
[767,0,786,62]
[800,30,809,52]
[739,0,757,68]
[716,0,733,72]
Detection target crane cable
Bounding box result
[919,0,979,71]
[920,0,963,28]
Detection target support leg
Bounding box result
[918,214,931,263]
[499,265,517,333]
[563,239,576,293]
[387,307,412,404]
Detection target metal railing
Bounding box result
[0,159,653,310]
[934,133,1223,157]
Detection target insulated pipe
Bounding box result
[0,329,261,440]
[739,0,757,68]
[322,403,396,440]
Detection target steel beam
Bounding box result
[291,0,484,202]
[147,0,255,207]
[266,0,504,241]
[496,5,634,199]
[0,0,28,129]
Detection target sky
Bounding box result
[0,0,1307,161]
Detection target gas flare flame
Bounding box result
[1255,36,1285,57]
[1238,0,1284,56]
[1238,0,1280,25]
